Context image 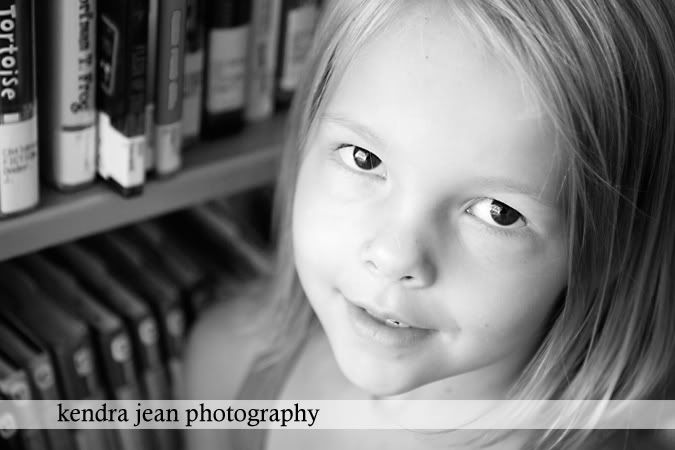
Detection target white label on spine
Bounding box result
[111,334,131,362]
[0,413,17,439]
[206,26,248,113]
[182,50,203,138]
[34,363,55,390]
[73,347,93,376]
[139,318,159,345]
[0,115,38,214]
[155,122,182,174]
[56,126,96,186]
[97,112,146,188]
[246,0,281,121]
[280,4,318,91]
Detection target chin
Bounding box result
[332,346,432,397]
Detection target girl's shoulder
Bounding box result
[183,279,274,401]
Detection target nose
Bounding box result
[360,228,436,288]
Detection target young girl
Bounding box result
[185,0,675,449]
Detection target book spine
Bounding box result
[144,0,157,173]
[36,0,97,190]
[275,0,318,108]
[0,0,38,217]
[245,0,281,121]
[153,0,185,175]
[201,0,250,138]
[0,361,49,450]
[97,0,148,196]
[0,406,21,450]
[29,357,75,450]
[181,0,203,144]
[134,316,178,450]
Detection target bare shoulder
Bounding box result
[184,279,274,400]
[183,279,275,450]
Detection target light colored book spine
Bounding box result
[144,0,157,172]
[0,0,38,217]
[245,0,282,121]
[153,0,186,175]
[37,0,97,190]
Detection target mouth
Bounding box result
[340,293,435,347]
[363,308,413,329]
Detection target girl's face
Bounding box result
[292,10,568,398]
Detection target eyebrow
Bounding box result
[321,113,387,148]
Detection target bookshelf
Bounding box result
[0,114,286,262]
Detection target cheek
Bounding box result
[439,249,566,344]
[292,157,358,290]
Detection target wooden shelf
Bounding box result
[0,115,286,262]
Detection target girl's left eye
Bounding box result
[467,198,526,229]
[335,144,386,177]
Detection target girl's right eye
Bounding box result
[335,144,387,178]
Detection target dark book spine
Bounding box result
[275,0,319,109]
[182,0,204,144]
[97,0,149,196]
[201,0,250,138]
[0,0,38,217]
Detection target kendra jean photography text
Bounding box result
[1,400,674,430]
[57,401,319,428]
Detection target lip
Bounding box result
[341,293,435,348]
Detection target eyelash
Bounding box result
[331,143,387,179]
[328,143,532,239]
[465,198,530,238]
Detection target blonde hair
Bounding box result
[255,0,675,448]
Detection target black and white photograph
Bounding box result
[0,1,673,449]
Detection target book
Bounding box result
[0,355,48,450]
[120,221,214,322]
[275,0,319,108]
[201,0,251,138]
[35,0,97,190]
[0,317,75,450]
[0,393,21,450]
[245,0,281,121]
[83,234,188,398]
[0,263,116,450]
[144,0,157,173]
[186,201,272,279]
[46,242,178,450]
[181,0,204,145]
[16,254,151,450]
[153,0,186,175]
[0,0,38,217]
[156,213,239,290]
[97,0,149,196]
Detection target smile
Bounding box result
[365,309,411,328]
[340,293,435,347]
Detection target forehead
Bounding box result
[322,6,563,201]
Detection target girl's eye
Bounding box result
[336,144,386,177]
[467,198,526,229]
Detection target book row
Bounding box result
[0,0,321,217]
[0,198,271,450]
